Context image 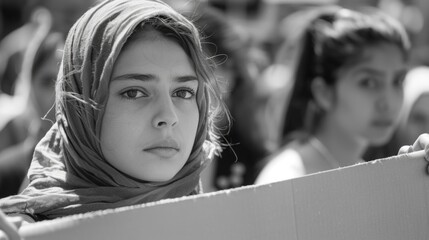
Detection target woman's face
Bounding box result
[327,43,407,145]
[32,55,58,122]
[100,31,199,182]
[403,94,429,144]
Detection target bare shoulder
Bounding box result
[255,147,306,185]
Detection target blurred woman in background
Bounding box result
[256,6,411,184]
[0,8,63,197]
[364,66,429,161]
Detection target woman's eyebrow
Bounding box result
[112,73,198,83]
[352,67,387,78]
[176,75,198,83]
[111,73,154,82]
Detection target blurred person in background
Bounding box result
[377,0,429,66]
[190,5,273,191]
[364,66,429,160]
[256,6,412,184]
[0,8,63,197]
[257,8,319,156]
[0,0,95,99]
[0,0,95,196]
[0,8,56,151]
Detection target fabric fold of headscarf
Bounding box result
[0,0,214,220]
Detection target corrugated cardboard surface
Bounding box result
[18,151,429,240]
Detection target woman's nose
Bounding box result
[152,96,178,128]
[376,88,402,113]
[376,97,389,112]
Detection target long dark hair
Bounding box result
[282,6,410,143]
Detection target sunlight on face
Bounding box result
[100,29,199,182]
[329,43,407,145]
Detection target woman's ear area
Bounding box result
[310,77,334,111]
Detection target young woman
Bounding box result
[1,2,428,239]
[0,0,225,233]
[364,66,429,160]
[256,6,420,184]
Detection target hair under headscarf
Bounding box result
[0,0,221,220]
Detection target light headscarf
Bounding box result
[399,66,429,128]
[0,0,218,220]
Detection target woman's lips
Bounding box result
[143,139,180,158]
[144,147,179,158]
[371,119,394,128]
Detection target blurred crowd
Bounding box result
[1,0,429,196]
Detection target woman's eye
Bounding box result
[393,74,405,88]
[173,88,195,99]
[120,89,146,99]
[360,77,378,89]
[39,75,56,88]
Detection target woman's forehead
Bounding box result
[122,26,169,51]
[336,43,406,76]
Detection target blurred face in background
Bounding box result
[326,43,407,145]
[31,34,63,124]
[402,94,429,144]
[32,54,58,121]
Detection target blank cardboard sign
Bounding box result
[16,151,429,240]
